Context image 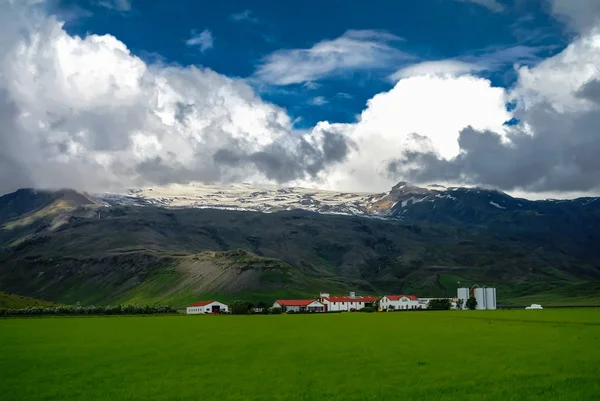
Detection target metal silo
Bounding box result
[457,288,469,303]
[474,288,486,310]
[485,288,496,310]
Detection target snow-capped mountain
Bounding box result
[95,181,600,221]
[97,183,387,216]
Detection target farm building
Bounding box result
[457,287,497,310]
[186,301,229,315]
[273,300,325,312]
[380,295,422,310]
[320,292,377,311]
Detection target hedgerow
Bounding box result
[0,304,177,317]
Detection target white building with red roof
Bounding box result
[319,292,377,312]
[186,301,229,315]
[380,295,423,310]
[273,299,325,312]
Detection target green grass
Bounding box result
[1,310,600,400]
[0,291,59,309]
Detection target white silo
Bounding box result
[457,288,469,304]
[474,288,486,310]
[485,288,497,310]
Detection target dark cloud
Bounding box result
[213,131,356,182]
[0,92,34,194]
[387,98,600,193]
[576,79,600,103]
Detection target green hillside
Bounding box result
[0,291,59,309]
[1,198,599,306]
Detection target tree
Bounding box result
[256,301,268,310]
[466,296,478,310]
[456,299,464,310]
[230,300,251,315]
[427,299,451,310]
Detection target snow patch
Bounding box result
[489,201,506,209]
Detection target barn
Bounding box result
[273,300,325,312]
[186,301,229,315]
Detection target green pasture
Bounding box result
[1,309,599,401]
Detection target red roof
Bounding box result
[322,296,377,303]
[384,295,418,301]
[189,301,215,307]
[275,299,321,307]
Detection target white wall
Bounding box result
[381,297,423,310]
[322,300,366,311]
[186,301,229,314]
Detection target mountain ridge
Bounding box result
[1,182,599,307]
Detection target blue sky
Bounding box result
[55,0,567,128]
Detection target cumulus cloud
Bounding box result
[384,31,600,193]
[454,0,504,12]
[3,0,600,198]
[300,75,511,192]
[253,30,413,85]
[0,1,349,195]
[186,29,213,53]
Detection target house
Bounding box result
[380,295,422,310]
[186,301,229,315]
[319,292,377,312]
[273,300,325,312]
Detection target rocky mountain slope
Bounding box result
[1,183,599,306]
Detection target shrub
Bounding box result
[360,307,375,313]
[269,307,283,315]
[261,307,270,315]
[427,299,451,310]
[229,300,252,315]
[286,309,296,314]
[466,296,478,310]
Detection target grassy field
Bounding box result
[1,310,599,401]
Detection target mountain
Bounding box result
[1,182,599,307]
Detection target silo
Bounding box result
[457,288,469,304]
[485,288,496,310]
[474,288,486,310]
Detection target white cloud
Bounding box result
[299,75,511,192]
[455,0,504,12]
[98,0,131,11]
[186,29,213,53]
[511,32,600,113]
[309,96,328,106]
[253,29,412,85]
[379,30,600,194]
[230,10,258,23]
[391,60,484,80]
[0,1,315,194]
[3,0,600,197]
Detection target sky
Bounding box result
[1,0,600,199]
